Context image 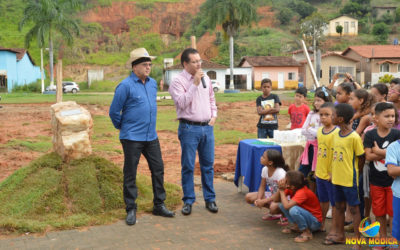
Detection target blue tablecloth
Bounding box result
[234,139,282,192]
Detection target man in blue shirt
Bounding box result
[109,48,175,226]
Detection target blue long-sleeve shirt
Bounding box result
[109,72,158,141]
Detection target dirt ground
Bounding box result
[0,101,290,185]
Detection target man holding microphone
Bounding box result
[169,48,218,216]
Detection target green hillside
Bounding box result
[1,0,400,87]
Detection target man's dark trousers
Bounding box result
[121,139,166,212]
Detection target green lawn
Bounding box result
[0,91,292,105]
[0,153,181,233]
[0,91,292,147]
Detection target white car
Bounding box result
[62,82,80,93]
[46,82,80,93]
[211,80,221,92]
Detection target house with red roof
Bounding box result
[299,52,358,89]
[0,47,42,92]
[238,56,301,90]
[342,45,400,84]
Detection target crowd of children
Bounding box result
[253,77,400,248]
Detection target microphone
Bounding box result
[201,77,206,88]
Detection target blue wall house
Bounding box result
[0,47,42,92]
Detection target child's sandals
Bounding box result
[281,226,300,234]
[277,216,288,226]
[262,214,281,221]
[294,234,312,243]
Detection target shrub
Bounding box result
[372,22,390,42]
[396,7,400,22]
[336,25,343,36]
[379,74,394,83]
[380,13,394,25]
[277,7,294,25]
[288,0,316,19]
[12,80,42,93]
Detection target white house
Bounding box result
[164,60,252,91]
[324,15,358,37]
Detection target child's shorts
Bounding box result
[370,184,393,217]
[393,196,400,241]
[363,163,370,198]
[333,184,360,206]
[316,177,335,206]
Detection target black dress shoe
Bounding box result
[152,204,175,217]
[205,201,218,213]
[126,209,136,225]
[181,203,192,215]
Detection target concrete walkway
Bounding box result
[0,180,351,249]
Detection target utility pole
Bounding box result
[313,27,317,82]
[56,60,62,103]
[40,48,44,93]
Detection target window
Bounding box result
[398,64,400,72]
[335,22,339,27]
[351,21,355,28]
[329,66,354,82]
[288,72,296,80]
[262,72,269,80]
[206,70,216,80]
[380,63,390,72]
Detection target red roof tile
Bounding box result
[238,56,301,67]
[299,52,359,63]
[342,45,400,59]
[167,59,227,70]
[0,47,36,65]
[291,49,313,54]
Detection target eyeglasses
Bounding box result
[139,63,152,67]
[389,88,400,95]
[190,60,203,64]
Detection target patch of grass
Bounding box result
[4,139,52,153]
[156,108,180,132]
[80,80,120,92]
[213,127,255,145]
[0,153,181,233]
[91,115,120,153]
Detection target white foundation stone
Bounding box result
[51,101,93,161]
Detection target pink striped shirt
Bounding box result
[169,70,217,121]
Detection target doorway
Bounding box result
[278,73,284,89]
[0,75,7,92]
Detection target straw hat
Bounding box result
[126,48,156,67]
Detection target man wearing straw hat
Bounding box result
[110,48,175,226]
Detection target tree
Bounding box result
[19,0,81,87]
[277,7,294,25]
[201,0,257,90]
[300,12,327,81]
[340,1,370,18]
[380,13,394,25]
[396,7,400,22]
[289,0,316,19]
[372,22,390,43]
[300,12,327,42]
[336,24,343,36]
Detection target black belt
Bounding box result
[179,118,210,126]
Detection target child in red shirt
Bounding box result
[288,87,310,129]
[274,170,322,243]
